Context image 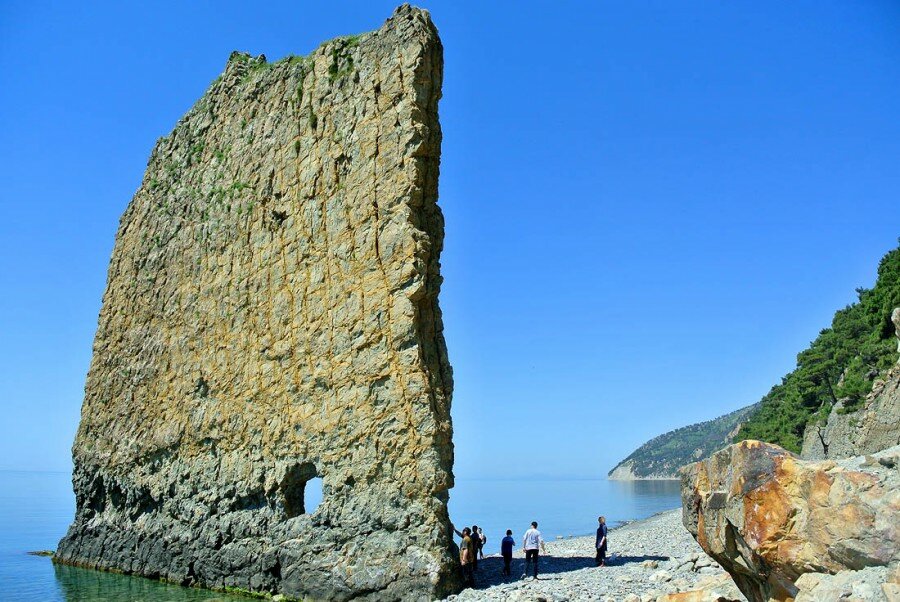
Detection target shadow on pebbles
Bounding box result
[441,509,746,602]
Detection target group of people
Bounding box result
[453,516,609,588]
[452,523,487,587]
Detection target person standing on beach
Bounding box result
[500,529,515,576]
[477,527,487,560]
[595,516,608,567]
[453,523,480,573]
[457,527,476,587]
[521,521,545,580]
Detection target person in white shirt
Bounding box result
[521,521,545,580]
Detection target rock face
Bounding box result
[894,308,900,352]
[800,367,900,460]
[56,6,458,600]
[608,460,645,481]
[681,440,900,602]
[801,307,900,460]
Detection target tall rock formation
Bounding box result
[56,6,458,600]
[681,440,900,602]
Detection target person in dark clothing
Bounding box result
[500,529,515,576]
[595,516,608,566]
[470,524,480,571]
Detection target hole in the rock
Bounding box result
[271,209,287,225]
[194,376,210,398]
[304,477,323,514]
[281,462,322,518]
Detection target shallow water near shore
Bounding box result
[0,470,680,601]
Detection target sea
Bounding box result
[0,470,681,601]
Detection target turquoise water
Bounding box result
[0,471,245,602]
[0,470,680,600]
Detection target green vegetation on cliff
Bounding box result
[736,244,900,452]
[608,405,758,479]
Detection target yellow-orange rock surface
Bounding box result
[681,440,899,602]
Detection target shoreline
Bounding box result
[553,506,682,540]
[443,508,745,602]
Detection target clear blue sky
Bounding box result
[1,1,898,478]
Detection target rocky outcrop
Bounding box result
[681,440,899,602]
[609,405,758,480]
[894,307,900,352]
[801,307,900,460]
[608,461,647,481]
[609,459,684,481]
[800,367,900,460]
[56,6,458,600]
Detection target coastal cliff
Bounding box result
[608,405,757,480]
[56,6,459,600]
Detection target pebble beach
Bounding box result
[442,509,746,602]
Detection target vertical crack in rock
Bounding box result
[55,5,459,600]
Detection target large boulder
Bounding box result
[681,440,899,601]
[55,5,458,601]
